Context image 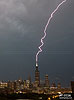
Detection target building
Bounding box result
[57,83,61,89]
[52,82,56,87]
[0,82,8,88]
[71,81,74,93]
[28,75,32,88]
[35,66,40,87]
[7,81,16,90]
[26,80,30,88]
[15,79,24,91]
[50,82,57,90]
[45,74,49,87]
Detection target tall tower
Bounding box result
[57,83,61,89]
[28,75,31,88]
[28,75,31,84]
[71,81,74,93]
[45,74,49,87]
[35,65,40,87]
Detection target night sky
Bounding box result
[0,0,74,87]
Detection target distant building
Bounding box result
[52,82,56,87]
[15,80,20,91]
[23,80,26,88]
[40,80,45,87]
[35,66,40,87]
[45,74,49,87]
[57,83,61,89]
[15,79,24,91]
[7,81,16,90]
[26,80,30,88]
[71,81,74,93]
[0,82,7,88]
[28,75,32,88]
[50,82,57,89]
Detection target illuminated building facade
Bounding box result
[35,66,40,87]
[0,82,7,88]
[57,83,61,89]
[8,81,16,90]
[15,79,24,91]
[45,74,49,87]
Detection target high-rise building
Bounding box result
[28,75,31,84]
[50,82,57,89]
[57,83,61,89]
[45,74,49,87]
[71,81,74,93]
[35,66,40,87]
[51,82,56,87]
[7,81,16,90]
[28,75,32,88]
[0,82,8,88]
[15,79,24,91]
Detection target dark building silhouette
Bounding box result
[28,75,31,83]
[71,81,74,93]
[45,74,49,87]
[57,83,61,89]
[8,81,16,90]
[28,75,32,88]
[35,66,40,87]
[52,82,56,87]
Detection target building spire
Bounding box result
[35,64,40,87]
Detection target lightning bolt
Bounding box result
[36,0,67,66]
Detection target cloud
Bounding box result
[0,0,44,35]
[0,0,72,36]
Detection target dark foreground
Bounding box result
[0,93,49,100]
[0,93,74,100]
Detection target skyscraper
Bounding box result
[28,75,32,88]
[45,74,49,87]
[35,66,40,87]
[57,83,61,89]
[71,81,74,93]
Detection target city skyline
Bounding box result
[0,0,74,87]
[0,65,72,87]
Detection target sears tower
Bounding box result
[35,65,40,87]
